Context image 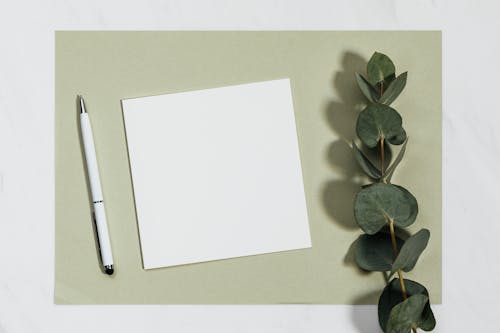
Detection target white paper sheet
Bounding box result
[122,79,311,269]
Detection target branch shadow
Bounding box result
[322,52,386,332]
[322,51,369,232]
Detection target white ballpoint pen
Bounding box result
[78,95,114,275]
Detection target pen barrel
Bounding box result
[94,202,114,266]
[80,113,114,267]
[80,114,104,201]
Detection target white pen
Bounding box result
[78,95,114,275]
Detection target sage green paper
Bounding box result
[55,31,442,304]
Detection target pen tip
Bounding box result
[104,265,114,275]
[78,95,86,113]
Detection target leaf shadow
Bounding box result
[322,51,369,231]
[325,51,367,142]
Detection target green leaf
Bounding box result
[379,279,436,332]
[355,73,378,102]
[367,52,396,85]
[352,141,381,179]
[391,229,430,274]
[386,294,428,333]
[391,127,407,145]
[379,72,408,105]
[356,103,405,148]
[385,138,408,183]
[354,232,403,272]
[354,183,418,235]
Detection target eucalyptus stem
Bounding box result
[380,138,385,177]
[388,219,408,299]
[380,82,386,181]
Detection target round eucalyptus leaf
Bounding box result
[391,229,430,274]
[354,232,403,272]
[379,278,436,332]
[386,294,428,333]
[354,183,418,235]
[367,52,396,85]
[356,104,405,148]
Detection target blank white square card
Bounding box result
[122,79,312,269]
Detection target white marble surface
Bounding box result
[0,0,498,331]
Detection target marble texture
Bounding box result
[0,0,498,331]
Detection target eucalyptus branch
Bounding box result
[350,52,436,333]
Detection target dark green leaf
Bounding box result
[355,73,378,102]
[386,294,428,333]
[385,138,408,183]
[391,127,407,146]
[354,232,403,272]
[352,141,381,179]
[367,52,396,85]
[356,104,404,148]
[354,183,418,234]
[391,229,430,274]
[379,279,436,332]
[418,298,437,331]
[379,72,408,105]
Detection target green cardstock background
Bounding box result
[55,31,442,304]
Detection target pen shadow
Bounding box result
[76,96,108,275]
